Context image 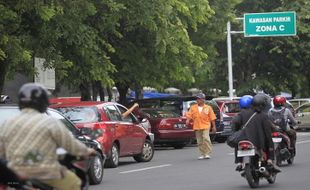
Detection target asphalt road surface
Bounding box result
[91,132,310,190]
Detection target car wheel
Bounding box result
[105,143,119,168]
[88,152,104,185]
[133,139,154,162]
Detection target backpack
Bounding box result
[269,108,287,131]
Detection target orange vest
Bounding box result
[186,104,216,130]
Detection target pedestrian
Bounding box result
[186,93,217,159]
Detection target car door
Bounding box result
[116,105,145,154]
[296,103,310,129]
[104,104,131,156]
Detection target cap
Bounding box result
[195,93,206,99]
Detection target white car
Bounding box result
[295,103,310,130]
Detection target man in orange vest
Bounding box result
[186,93,217,159]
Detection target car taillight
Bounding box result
[159,120,172,128]
[238,141,254,150]
[272,132,280,137]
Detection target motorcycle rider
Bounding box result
[0,83,97,190]
[233,94,281,173]
[231,95,254,171]
[268,95,297,154]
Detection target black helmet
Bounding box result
[252,94,268,112]
[18,83,50,113]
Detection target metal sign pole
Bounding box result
[226,18,244,99]
[227,21,234,99]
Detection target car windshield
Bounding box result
[55,106,99,123]
[141,109,180,118]
[0,107,79,135]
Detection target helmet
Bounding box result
[252,94,268,112]
[273,95,286,107]
[18,83,50,113]
[239,95,253,109]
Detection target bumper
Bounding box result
[155,129,195,144]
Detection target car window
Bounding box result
[47,109,80,135]
[223,102,240,113]
[141,109,180,118]
[105,105,122,121]
[55,106,100,123]
[298,104,310,113]
[116,105,136,123]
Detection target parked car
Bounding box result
[295,102,310,130]
[214,99,241,118]
[131,96,232,143]
[134,107,195,149]
[50,101,154,168]
[288,98,310,109]
[0,105,106,185]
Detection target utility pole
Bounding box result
[226,18,243,99]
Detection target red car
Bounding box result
[133,108,195,149]
[50,101,154,168]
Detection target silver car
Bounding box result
[295,103,310,130]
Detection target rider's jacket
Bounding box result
[0,108,90,180]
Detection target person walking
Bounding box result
[186,93,217,159]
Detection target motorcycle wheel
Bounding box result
[245,164,259,188]
[287,156,294,165]
[275,149,282,166]
[267,172,277,184]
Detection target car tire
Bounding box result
[133,139,154,162]
[88,152,104,185]
[105,143,119,168]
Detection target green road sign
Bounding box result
[244,11,296,37]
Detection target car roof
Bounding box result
[132,95,214,102]
[50,101,107,107]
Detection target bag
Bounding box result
[269,108,287,131]
[226,129,246,148]
[226,112,256,148]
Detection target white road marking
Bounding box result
[120,164,172,174]
[297,140,310,144]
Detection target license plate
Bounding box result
[272,138,282,143]
[237,149,255,157]
[174,124,187,129]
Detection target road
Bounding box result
[91,132,310,190]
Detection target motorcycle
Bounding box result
[272,131,295,166]
[237,140,277,188]
[1,150,89,190]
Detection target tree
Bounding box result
[107,0,214,104]
[233,0,310,97]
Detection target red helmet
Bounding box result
[273,95,286,107]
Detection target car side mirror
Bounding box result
[80,127,93,136]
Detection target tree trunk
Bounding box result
[92,81,98,101]
[92,81,105,101]
[80,82,91,101]
[116,83,129,105]
[134,85,143,100]
[0,59,9,95]
[107,86,112,101]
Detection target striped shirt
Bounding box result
[0,108,90,179]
